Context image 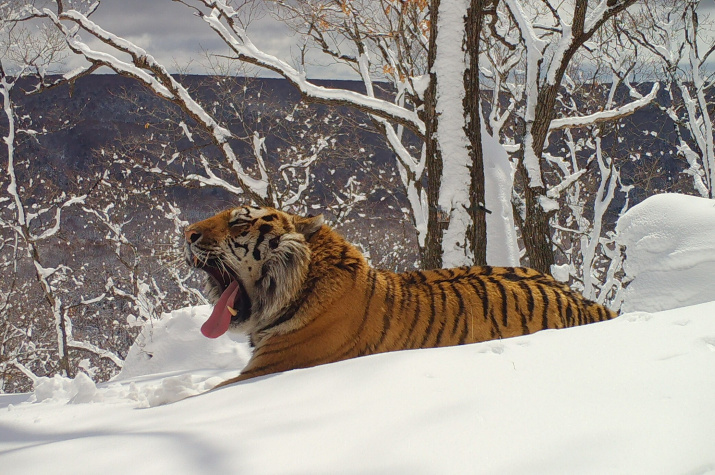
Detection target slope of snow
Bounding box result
[1,302,714,474]
[2,191,715,473]
[115,304,251,381]
[617,193,715,313]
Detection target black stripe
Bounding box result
[418,285,441,348]
[538,286,550,330]
[251,328,304,358]
[565,301,575,327]
[407,271,428,284]
[457,314,470,344]
[229,243,248,260]
[554,288,566,327]
[466,277,491,339]
[517,282,535,327]
[576,302,585,326]
[449,282,467,339]
[456,281,482,344]
[515,288,529,335]
[470,277,501,339]
[392,281,414,350]
[491,278,509,328]
[402,289,423,349]
[467,276,489,322]
[486,281,504,339]
[354,269,380,357]
[239,359,280,379]
[373,272,394,351]
[433,283,450,346]
[335,245,352,271]
[255,308,295,334]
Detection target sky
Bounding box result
[56,0,715,80]
[9,0,715,79]
[62,0,358,79]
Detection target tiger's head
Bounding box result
[184,206,324,338]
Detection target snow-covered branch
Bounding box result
[549,83,659,131]
[68,340,123,368]
[194,0,425,138]
[620,0,714,198]
[43,7,271,203]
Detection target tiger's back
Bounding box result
[184,206,616,387]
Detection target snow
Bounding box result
[1,299,714,474]
[434,0,473,267]
[483,124,520,266]
[114,305,251,381]
[2,192,715,473]
[617,193,715,313]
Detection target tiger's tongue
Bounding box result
[201,280,240,339]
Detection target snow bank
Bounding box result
[20,307,251,407]
[617,193,715,313]
[1,301,714,474]
[115,305,251,380]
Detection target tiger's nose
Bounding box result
[185,228,202,244]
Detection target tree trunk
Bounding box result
[29,241,72,377]
[520,169,555,273]
[422,0,444,270]
[521,86,560,274]
[464,0,487,266]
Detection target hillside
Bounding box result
[8,74,687,211]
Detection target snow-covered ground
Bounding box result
[1,302,714,474]
[1,193,714,474]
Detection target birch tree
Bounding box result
[183,0,656,271]
[549,51,639,306]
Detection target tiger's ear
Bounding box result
[293,214,324,239]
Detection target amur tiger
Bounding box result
[184,205,616,388]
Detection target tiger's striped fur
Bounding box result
[184,206,616,388]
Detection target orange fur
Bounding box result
[184,206,616,387]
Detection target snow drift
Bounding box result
[617,193,715,313]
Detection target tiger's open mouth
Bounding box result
[192,257,251,338]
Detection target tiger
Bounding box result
[184,205,616,388]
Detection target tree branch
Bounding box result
[549,82,659,131]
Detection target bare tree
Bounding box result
[621,0,715,198]
[485,0,649,272]
[0,10,107,381]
